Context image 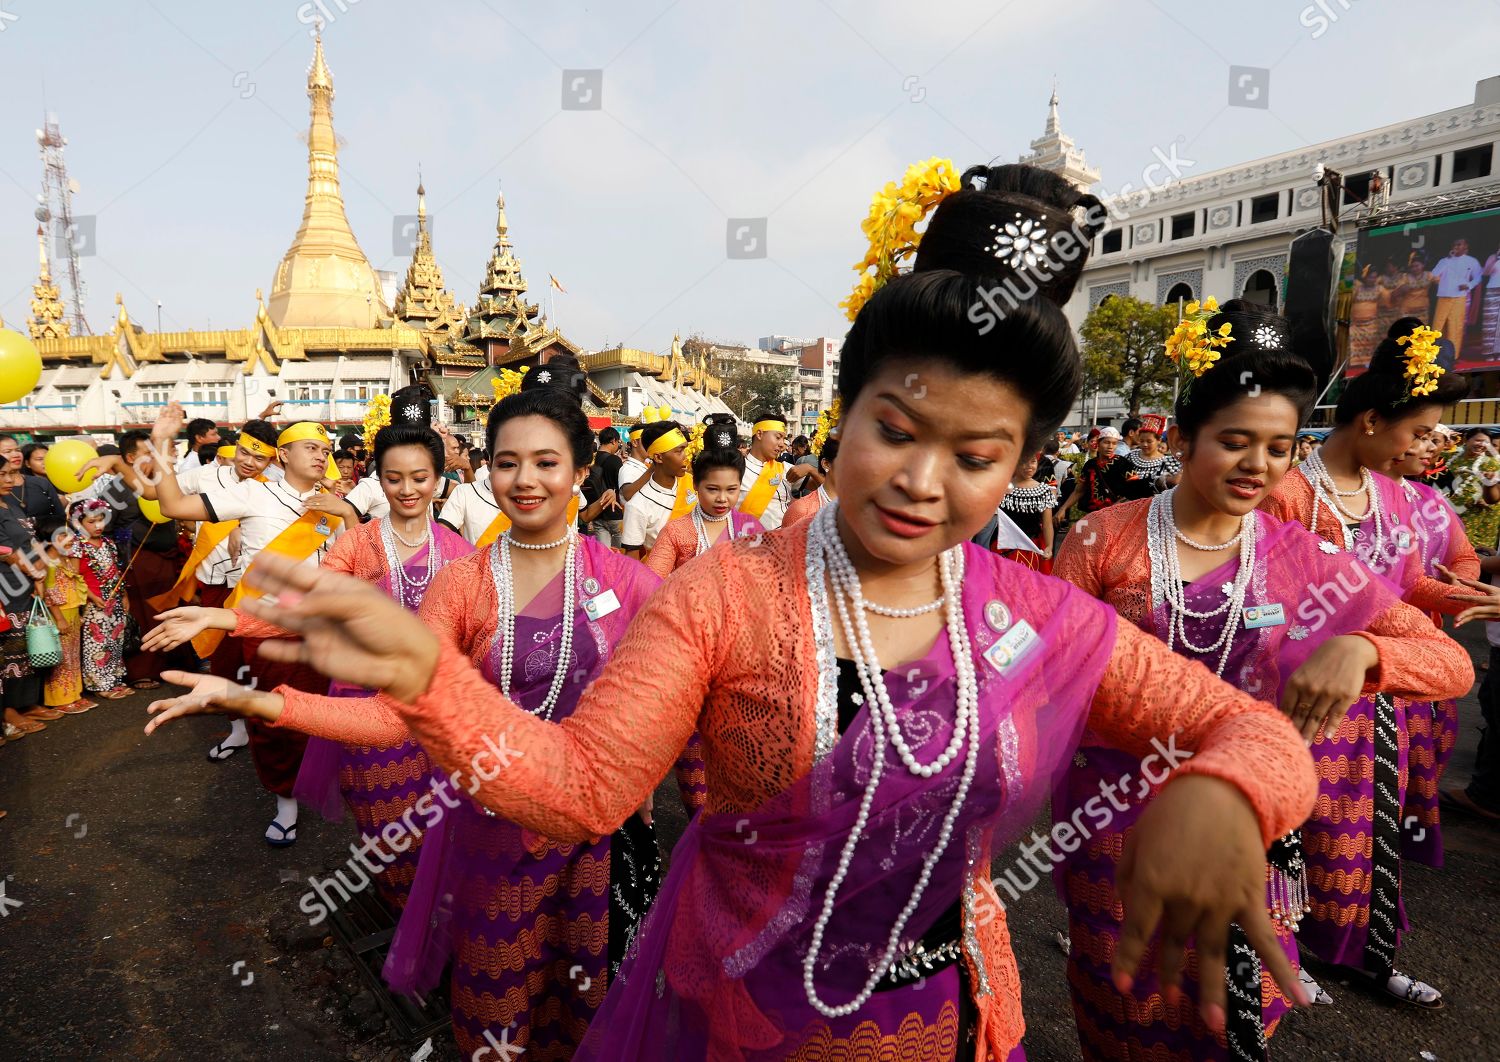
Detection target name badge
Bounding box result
[583,589,621,622]
[983,619,1042,677]
[1242,603,1286,629]
[1395,529,1412,550]
[315,516,331,536]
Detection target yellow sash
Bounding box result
[668,474,697,521]
[191,509,342,656]
[149,474,268,612]
[738,460,784,520]
[475,495,581,549]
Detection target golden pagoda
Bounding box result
[392,179,465,335]
[267,33,389,328]
[27,225,69,341]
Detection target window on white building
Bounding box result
[136,384,174,410]
[54,387,87,410]
[341,380,388,402]
[1249,193,1279,224]
[1101,229,1123,254]
[290,383,333,403]
[187,382,232,409]
[1452,145,1493,184]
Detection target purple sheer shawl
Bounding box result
[383,535,661,994]
[293,522,475,820]
[1158,511,1401,703]
[1398,478,1460,578]
[573,542,1117,1061]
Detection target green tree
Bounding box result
[716,357,797,422]
[1078,295,1178,417]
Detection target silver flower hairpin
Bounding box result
[984,211,1049,269]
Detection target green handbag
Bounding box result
[26,596,63,668]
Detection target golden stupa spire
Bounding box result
[267,31,388,329]
[27,224,70,340]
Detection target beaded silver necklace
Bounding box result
[1146,489,1257,678]
[490,529,577,721]
[1300,449,1385,553]
[380,516,437,611]
[691,506,734,557]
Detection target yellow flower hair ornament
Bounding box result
[1395,324,1445,400]
[489,365,528,403]
[1164,297,1233,379]
[840,157,963,322]
[362,393,391,452]
[682,422,708,464]
[812,397,843,456]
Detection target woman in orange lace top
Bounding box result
[1054,303,1474,1059]
[1257,316,1474,1010]
[146,164,1318,1061]
[645,445,764,579]
[783,435,837,528]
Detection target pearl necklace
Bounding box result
[863,597,943,618]
[492,530,577,721]
[507,530,571,551]
[691,506,733,557]
[380,517,437,610]
[1147,489,1257,678]
[1171,523,1242,552]
[1300,449,1385,552]
[801,504,980,1017]
[387,517,431,549]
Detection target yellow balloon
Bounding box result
[138,497,170,524]
[44,438,100,494]
[0,330,42,405]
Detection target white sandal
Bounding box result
[1382,969,1443,1010]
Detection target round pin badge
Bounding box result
[984,600,1012,633]
[583,577,600,596]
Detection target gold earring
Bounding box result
[1365,428,1375,435]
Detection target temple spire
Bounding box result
[1017,82,1100,192]
[27,224,70,340]
[267,32,388,328]
[393,179,462,334]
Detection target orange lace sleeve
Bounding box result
[1051,514,1103,597]
[276,686,407,746]
[1353,602,1475,699]
[1090,622,1317,847]
[379,551,722,841]
[645,518,692,578]
[231,610,285,641]
[1445,524,1481,581]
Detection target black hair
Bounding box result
[1121,417,1142,437]
[691,445,744,483]
[186,418,217,442]
[239,419,278,450]
[373,424,444,476]
[838,163,1098,452]
[837,270,1082,452]
[639,421,685,454]
[20,442,46,474]
[197,443,221,466]
[1174,301,1318,438]
[388,383,436,429]
[97,444,120,457]
[119,430,151,458]
[521,354,590,405]
[332,449,355,464]
[701,413,739,452]
[468,447,485,466]
[597,426,620,446]
[1042,439,1060,456]
[819,435,840,471]
[1334,316,1469,425]
[1463,427,1491,441]
[749,410,785,429]
[338,432,362,449]
[791,435,810,449]
[486,387,594,469]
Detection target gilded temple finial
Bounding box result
[27,224,70,341]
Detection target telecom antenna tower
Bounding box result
[34,114,90,335]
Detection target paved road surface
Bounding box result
[1,627,1495,1060]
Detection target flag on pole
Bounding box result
[549,273,567,294]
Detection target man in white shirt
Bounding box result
[1429,238,1482,354]
[150,404,344,847]
[437,471,505,545]
[174,418,221,474]
[622,422,689,556]
[617,423,650,502]
[737,411,812,531]
[1114,417,1140,458]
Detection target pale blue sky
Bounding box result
[1,0,1496,354]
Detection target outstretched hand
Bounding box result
[144,671,283,735]
[1116,774,1308,1032]
[237,553,439,702]
[142,606,221,653]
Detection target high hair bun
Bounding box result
[702,412,739,452]
[1368,316,1440,376]
[389,383,435,428]
[521,354,588,405]
[913,163,1105,306]
[1204,299,1301,360]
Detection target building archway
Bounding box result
[1163,281,1194,307]
[1242,268,1278,309]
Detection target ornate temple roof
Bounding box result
[27,225,69,341]
[1017,83,1100,192]
[393,179,466,335]
[458,188,583,365]
[267,34,390,329]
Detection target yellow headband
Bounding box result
[629,424,646,438]
[216,445,237,459]
[753,420,787,435]
[237,435,275,459]
[646,427,687,457]
[277,422,331,448]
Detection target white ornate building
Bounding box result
[1039,75,1500,426]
